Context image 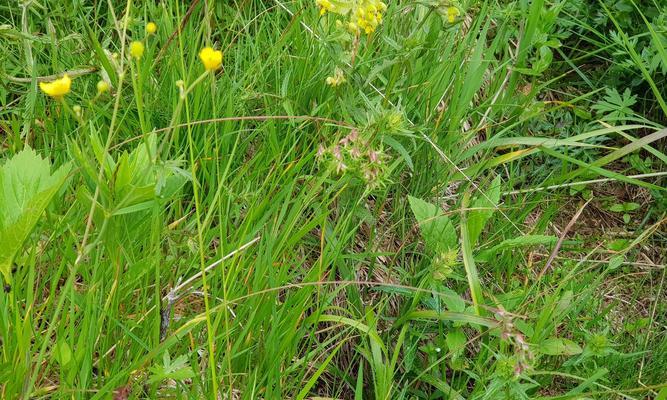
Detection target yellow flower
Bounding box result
[199,47,223,71]
[146,22,157,35]
[39,74,71,99]
[130,41,144,59]
[353,0,386,34]
[316,0,334,15]
[325,67,346,87]
[447,6,460,23]
[96,80,110,94]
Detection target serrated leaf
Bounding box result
[0,148,70,281]
[446,328,467,353]
[408,195,457,253]
[441,287,466,313]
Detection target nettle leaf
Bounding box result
[440,287,466,313]
[538,337,583,356]
[408,195,457,253]
[467,176,501,247]
[0,148,70,282]
[445,328,467,353]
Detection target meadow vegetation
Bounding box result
[0,0,665,398]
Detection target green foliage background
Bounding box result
[0,0,665,399]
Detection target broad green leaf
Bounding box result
[446,328,467,353]
[0,148,70,282]
[408,195,457,253]
[607,202,640,213]
[54,340,72,367]
[539,337,583,356]
[440,287,466,313]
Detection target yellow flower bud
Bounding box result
[39,74,72,99]
[325,67,346,87]
[96,80,110,94]
[199,47,223,71]
[130,41,144,59]
[146,22,157,35]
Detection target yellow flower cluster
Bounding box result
[39,22,223,104]
[316,0,387,35]
[316,0,337,15]
[351,0,386,34]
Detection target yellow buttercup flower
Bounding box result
[96,80,110,94]
[447,6,460,23]
[130,41,144,59]
[39,74,71,99]
[199,47,223,71]
[146,22,157,35]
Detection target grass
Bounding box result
[0,0,665,399]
